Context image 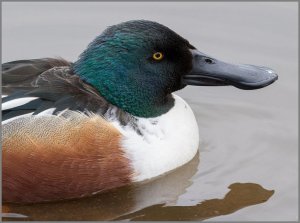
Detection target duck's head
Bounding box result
[73,20,278,117]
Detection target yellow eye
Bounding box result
[152,52,164,61]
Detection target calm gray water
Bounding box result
[2,2,298,221]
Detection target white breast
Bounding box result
[110,94,200,182]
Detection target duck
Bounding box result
[2,20,278,203]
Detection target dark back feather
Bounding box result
[2,58,137,128]
[2,58,70,94]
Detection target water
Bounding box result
[2,2,298,221]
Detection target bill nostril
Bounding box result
[204,58,214,64]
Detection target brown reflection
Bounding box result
[115,183,274,221]
[2,153,199,221]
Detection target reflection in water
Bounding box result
[115,183,274,221]
[2,153,274,221]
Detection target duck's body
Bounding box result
[2,59,199,203]
[2,20,277,203]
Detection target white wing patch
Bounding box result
[2,97,38,110]
[2,112,34,125]
[36,108,56,116]
[2,96,57,125]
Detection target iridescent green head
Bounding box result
[73,20,194,117]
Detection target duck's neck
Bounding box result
[72,67,174,118]
[96,79,175,117]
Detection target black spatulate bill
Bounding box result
[183,50,278,90]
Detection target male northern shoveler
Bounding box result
[2,20,278,203]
